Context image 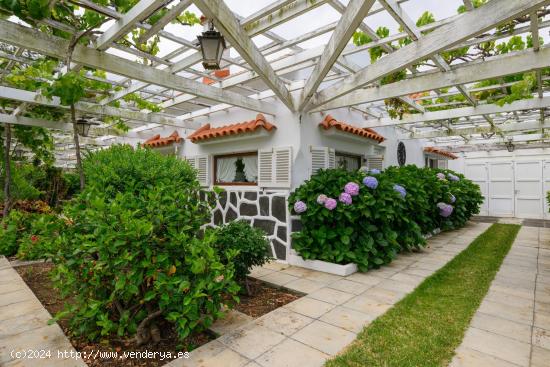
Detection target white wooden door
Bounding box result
[544,161,550,219]
[488,162,515,217]
[514,161,543,219]
[465,162,488,215]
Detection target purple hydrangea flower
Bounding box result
[363,176,378,189]
[324,198,337,210]
[339,192,352,205]
[448,173,460,181]
[436,172,446,180]
[370,168,381,175]
[316,194,328,205]
[449,194,456,203]
[294,201,307,214]
[437,202,454,217]
[393,184,407,198]
[344,182,360,196]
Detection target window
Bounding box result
[336,152,362,172]
[214,152,258,185]
[425,157,447,169]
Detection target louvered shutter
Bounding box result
[366,156,384,170]
[274,147,292,188]
[310,147,336,175]
[186,155,210,187]
[438,160,448,169]
[258,149,274,187]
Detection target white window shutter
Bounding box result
[328,148,336,169]
[366,156,384,170]
[258,149,274,187]
[311,147,328,175]
[274,147,292,188]
[186,155,210,186]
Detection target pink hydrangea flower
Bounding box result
[437,202,454,217]
[294,201,307,214]
[324,198,337,210]
[339,192,352,205]
[316,194,328,204]
[344,182,360,196]
[436,172,446,180]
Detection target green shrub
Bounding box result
[52,145,239,344]
[289,166,483,271]
[210,220,272,284]
[0,210,26,257]
[16,213,64,260]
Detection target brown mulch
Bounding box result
[14,263,301,366]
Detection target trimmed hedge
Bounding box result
[288,165,483,271]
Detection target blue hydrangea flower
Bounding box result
[363,176,378,189]
[437,202,454,217]
[393,184,407,198]
[370,168,381,175]
[448,173,460,181]
[449,194,456,203]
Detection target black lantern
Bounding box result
[14,147,24,160]
[197,20,226,70]
[505,138,515,152]
[75,118,99,137]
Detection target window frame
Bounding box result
[335,151,363,172]
[213,151,259,186]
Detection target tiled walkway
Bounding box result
[168,221,491,367]
[450,226,550,367]
[0,257,86,366]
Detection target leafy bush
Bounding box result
[0,210,26,257]
[289,166,483,271]
[52,145,239,344]
[210,220,272,286]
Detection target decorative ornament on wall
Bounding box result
[397,141,406,166]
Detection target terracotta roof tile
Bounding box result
[203,69,230,85]
[143,131,183,148]
[187,114,276,143]
[424,147,458,160]
[319,115,385,143]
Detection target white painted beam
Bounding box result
[311,46,550,111]
[365,97,550,128]
[0,20,276,115]
[194,0,294,111]
[137,0,192,43]
[310,0,550,109]
[299,0,376,111]
[0,113,72,131]
[95,0,169,51]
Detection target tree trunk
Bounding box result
[71,104,85,190]
[3,123,12,218]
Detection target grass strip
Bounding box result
[326,223,521,367]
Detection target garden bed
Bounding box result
[15,262,299,367]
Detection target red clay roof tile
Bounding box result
[187,114,276,143]
[424,146,458,160]
[319,115,385,143]
[143,131,183,148]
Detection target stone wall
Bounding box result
[206,190,291,260]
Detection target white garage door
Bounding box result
[465,159,546,219]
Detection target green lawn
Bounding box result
[326,223,520,367]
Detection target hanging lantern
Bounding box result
[505,138,515,152]
[75,118,99,137]
[14,147,24,160]
[197,20,226,70]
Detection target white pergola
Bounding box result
[0,0,549,165]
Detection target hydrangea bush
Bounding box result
[289,166,483,271]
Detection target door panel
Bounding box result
[544,161,550,219]
[489,162,514,217]
[465,163,488,215]
[515,161,542,219]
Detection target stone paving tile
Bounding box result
[388,272,425,287]
[326,279,370,295]
[284,278,326,294]
[532,327,550,350]
[253,308,314,337]
[531,345,550,367]
[484,289,535,309]
[377,279,417,294]
[258,272,298,287]
[359,286,406,305]
[306,287,355,305]
[210,310,253,336]
[302,271,342,284]
[477,300,534,325]
[461,327,531,366]
[319,306,374,333]
[342,295,392,319]
[534,311,550,331]
[255,338,328,367]
[291,320,356,355]
[283,297,335,319]
[470,313,532,344]
[218,324,286,360]
[449,346,522,367]
[344,272,384,286]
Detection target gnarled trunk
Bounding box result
[3,123,12,217]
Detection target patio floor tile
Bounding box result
[327,279,370,295]
[284,278,325,294]
[461,327,530,366]
[259,272,299,287]
[319,306,374,333]
[254,308,314,337]
[219,324,286,360]
[283,297,335,319]
[306,287,355,305]
[470,313,532,344]
[531,345,550,367]
[291,320,356,355]
[255,338,328,367]
[449,346,520,367]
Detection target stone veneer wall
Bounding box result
[206,190,291,261]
